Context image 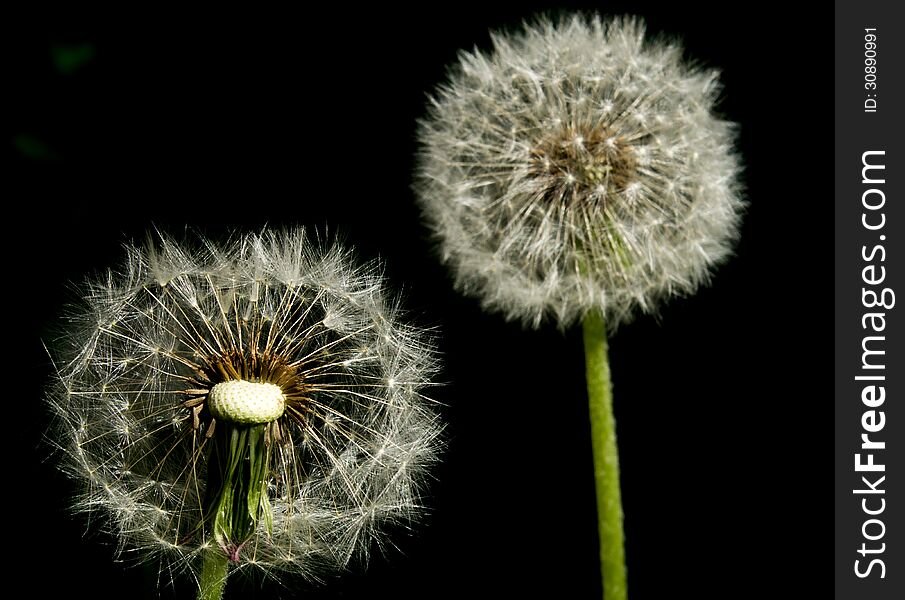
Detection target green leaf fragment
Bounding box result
[13,135,60,160]
[50,43,96,74]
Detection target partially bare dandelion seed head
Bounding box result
[46,228,442,585]
[416,15,745,328]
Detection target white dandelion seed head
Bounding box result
[46,228,442,584]
[416,14,744,328]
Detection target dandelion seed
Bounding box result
[416,14,744,328]
[46,229,442,597]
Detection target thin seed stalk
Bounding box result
[582,310,627,600]
[199,549,229,600]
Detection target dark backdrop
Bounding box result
[9,3,827,598]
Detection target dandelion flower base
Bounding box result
[208,380,286,425]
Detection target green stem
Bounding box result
[582,310,627,600]
[199,549,229,600]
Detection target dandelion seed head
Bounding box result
[46,228,442,584]
[416,14,744,328]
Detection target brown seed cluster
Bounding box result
[529,124,637,202]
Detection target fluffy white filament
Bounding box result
[416,15,744,328]
[47,229,442,584]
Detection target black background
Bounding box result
[9,2,828,598]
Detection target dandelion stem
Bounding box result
[582,310,627,600]
[199,549,229,600]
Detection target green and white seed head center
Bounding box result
[208,380,286,424]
